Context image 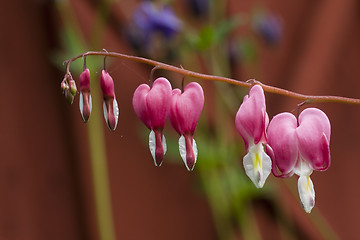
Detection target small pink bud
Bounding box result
[100,70,119,131]
[61,74,75,104]
[79,68,92,122]
[64,89,74,104]
[68,78,77,96]
[61,80,68,92]
[169,82,204,171]
[132,77,172,166]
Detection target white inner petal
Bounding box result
[162,134,167,158]
[149,130,156,165]
[294,158,313,176]
[298,175,315,213]
[179,135,186,168]
[89,94,92,113]
[178,136,198,171]
[79,93,92,122]
[243,143,271,188]
[103,101,108,123]
[112,99,119,129]
[148,130,166,166]
[79,92,84,121]
[193,138,198,164]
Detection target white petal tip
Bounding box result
[79,93,92,122]
[298,175,315,213]
[243,144,271,188]
[149,130,166,167]
[103,99,119,131]
[179,136,198,171]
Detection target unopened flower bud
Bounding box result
[79,68,92,122]
[69,79,77,96]
[64,88,74,104]
[61,80,69,92]
[100,70,119,131]
[61,74,74,104]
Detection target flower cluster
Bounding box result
[61,60,331,213]
[235,84,331,213]
[133,77,204,171]
[61,68,119,131]
[61,72,77,104]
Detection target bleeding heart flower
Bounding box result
[100,70,119,131]
[169,82,204,171]
[132,77,172,166]
[79,68,92,122]
[235,84,271,188]
[266,108,331,213]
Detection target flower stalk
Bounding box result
[64,51,360,106]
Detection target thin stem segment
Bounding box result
[64,51,360,106]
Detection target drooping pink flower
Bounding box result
[235,84,271,188]
[100,70,119,131]
[79,68,92,122]
[266,108,331,213]
[132,77,172,166]
[169,82,204,171]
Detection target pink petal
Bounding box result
[168,88,182,134]
[132,84,151,129]
[146,77,172,129]
[266,144,294,178]
[132,77,172,129]
[267,112,298,176]
[184,134,196,171]
[79,68,91,92]
[79,92,92,122]
[172,82,204,135]
[154,129,165,166]
[235,85,267,148]
[100,70,115,98]
[296,108,331,170]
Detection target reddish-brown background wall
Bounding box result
[0,0,359,239]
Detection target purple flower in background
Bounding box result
[132,1,182,40]
[186,0,209,18]
[253,12,283,45]
[127,1,182,60]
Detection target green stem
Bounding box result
[87,94,116,240]
[57,1,116,239]
[86,1,116,239]
[64,51,360,106]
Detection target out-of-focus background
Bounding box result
[1,0,360,239]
